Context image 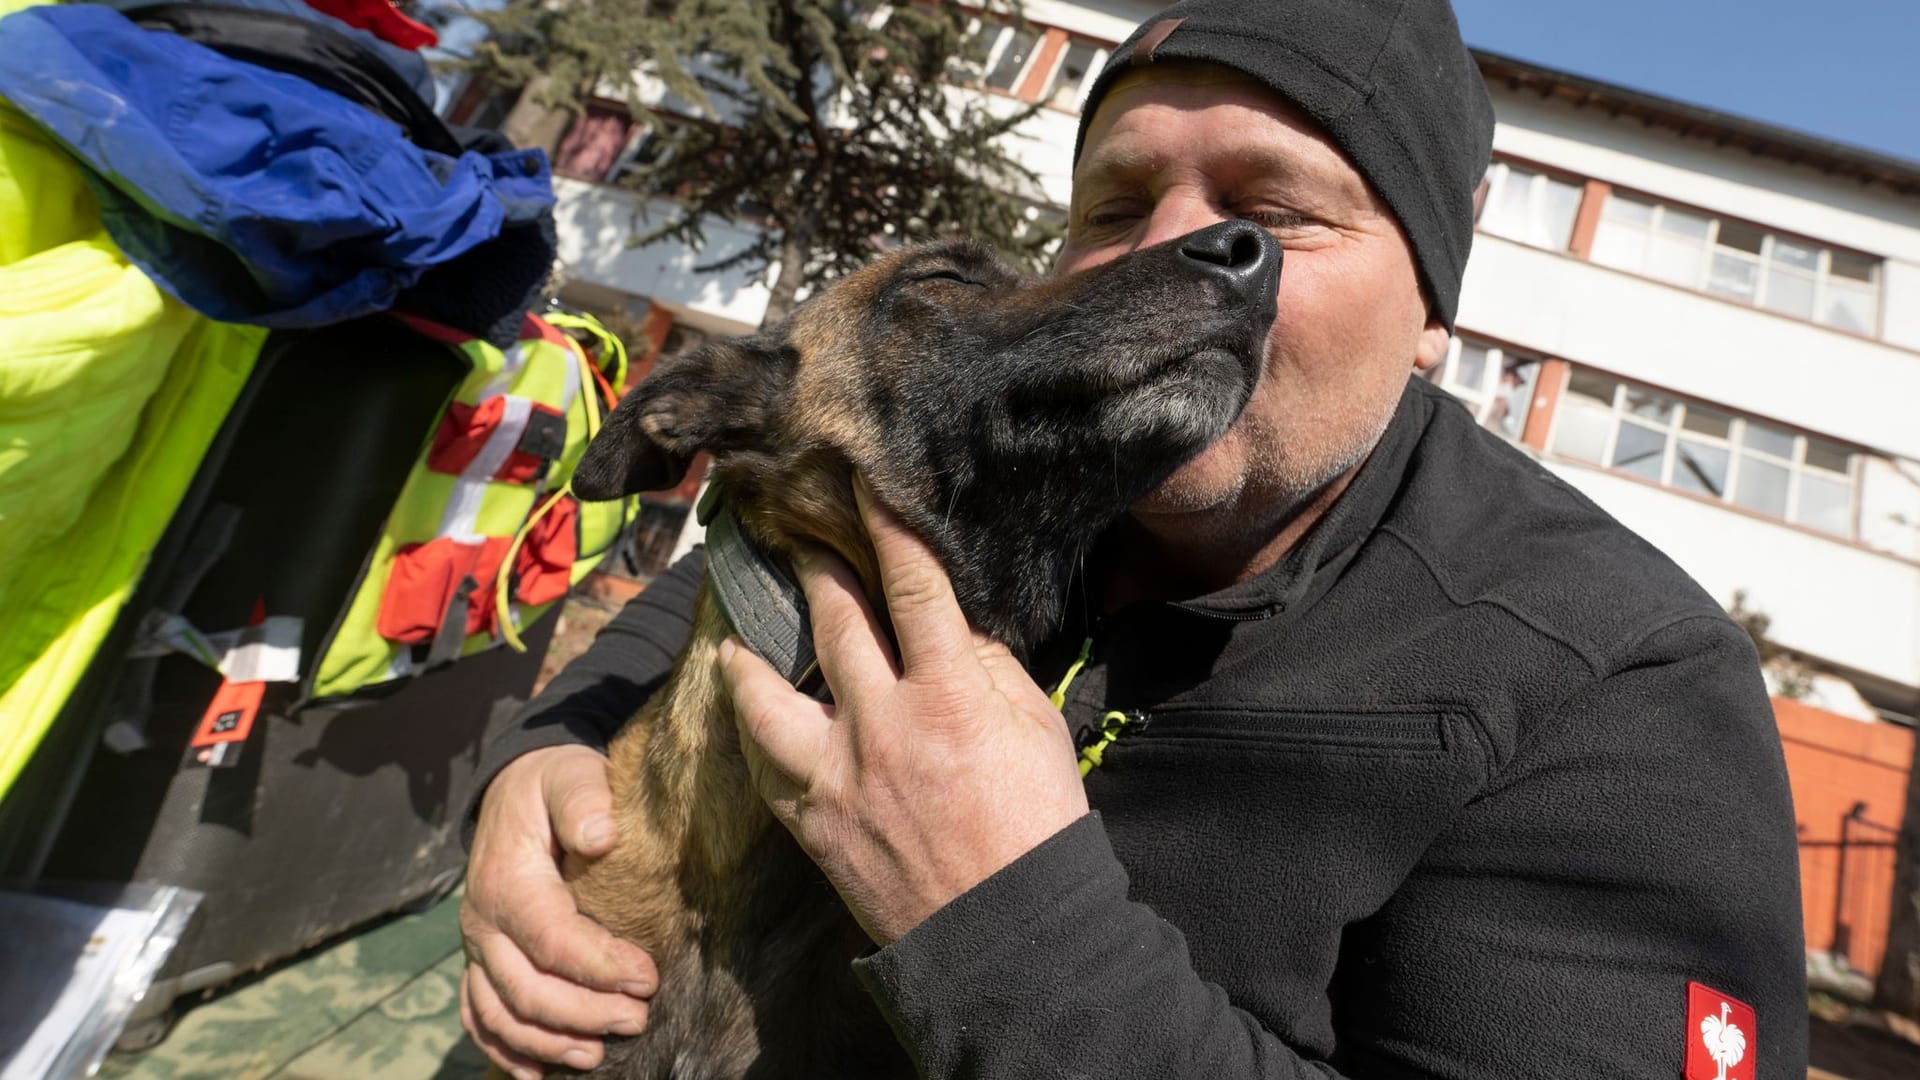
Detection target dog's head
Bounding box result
[573,220,1279,658]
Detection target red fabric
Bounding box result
[377,536,511,643]
[427,399,561,483]
[428,397,502,476]
[391,311,473,345]
[1683,981,1755,1080]
[303,0,438,50]
[514,496,579,607]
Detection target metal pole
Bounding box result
[1834,800,1869,961]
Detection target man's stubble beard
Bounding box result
[1133,377,1401,540]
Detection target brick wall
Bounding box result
[1778,696,1913,977]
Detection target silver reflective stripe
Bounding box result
[438,395,534,541]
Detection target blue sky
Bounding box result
[1450,0,1920,163]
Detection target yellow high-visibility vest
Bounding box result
[309,313,628,700]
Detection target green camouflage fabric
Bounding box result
[100,888,492,1080]
[97,592,634,1080]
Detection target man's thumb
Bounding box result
[543,748,617,857]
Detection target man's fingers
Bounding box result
[853,476,975,676]
[540,746,617,857]
[719,636,833,807]
[791,542,897,701]
[469,927,650,1038]
[486,874,658,997]
[464,964,604,1074]
[461,969,545,1080]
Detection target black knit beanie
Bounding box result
[1073,0,1495,329]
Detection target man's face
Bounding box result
[1059,64,1449,528]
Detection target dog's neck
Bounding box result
[611,592,769,900]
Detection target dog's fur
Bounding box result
[561,226,1276,1078]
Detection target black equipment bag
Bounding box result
[0,317,553,1022]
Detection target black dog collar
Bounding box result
[697,485,825,697]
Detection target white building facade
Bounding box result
[516,2,1920,722]
[1455,55,1920,721]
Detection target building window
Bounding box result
[1549,371,1859,537]
[959,20,1115,111]
[554,105,635,182]
[606,127,663,186]
[1431,337,1543,439]
[967,22,1041,92]
[1039,38,1107,111]
[1590,193,1881,335]
[1477,162,1584,251]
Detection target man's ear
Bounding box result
[572,334,795,500]
[1413,318,1450,374]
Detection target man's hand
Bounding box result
[460,745,656,1079]
[720,480,1090,945]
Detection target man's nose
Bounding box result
[1176,220,1282,313]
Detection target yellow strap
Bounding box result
[1047,638,1133,775]
[544,311,629,397]
[494,332,607,652]
[1048,636,1094,708]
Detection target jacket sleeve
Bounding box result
[460,546,706,849]
[850,614,1807,1079]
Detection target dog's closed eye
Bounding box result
[912,268,985,288]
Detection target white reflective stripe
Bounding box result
[218,616,306,683]
[474,342,528,403]
[558,339,582,415]
[439,395,535,540]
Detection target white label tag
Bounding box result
[216,616,304,684]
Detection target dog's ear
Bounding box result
[572,334,795,500]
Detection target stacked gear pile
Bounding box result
[0,1,629,832]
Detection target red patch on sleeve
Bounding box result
[1685,981,1755,1080]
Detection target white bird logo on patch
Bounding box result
[1698,1001,1747,1080]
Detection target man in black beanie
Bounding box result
[459,2,1808,1077]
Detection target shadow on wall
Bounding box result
[1780,696,1913,981]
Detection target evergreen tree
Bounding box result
[475,0,1057,323]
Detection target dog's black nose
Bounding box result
[1177,220,1281,311]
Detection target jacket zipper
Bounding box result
[1137,709,1444,751]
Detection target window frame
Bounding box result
[1432,335,1546,440]
[1545,371,1863,539]
[957,15,1116,111]
[1477,161,1586,253]
[1587,186,1885,337]
[963,19,1045,95]
[1031,34,1110,113]
[605,124,661,186]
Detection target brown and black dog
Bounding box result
[562,219,1280,1078]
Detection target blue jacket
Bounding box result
[0,4,553,327]
[97,0,439,103]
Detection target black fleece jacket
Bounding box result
[471,378,1808,1078]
